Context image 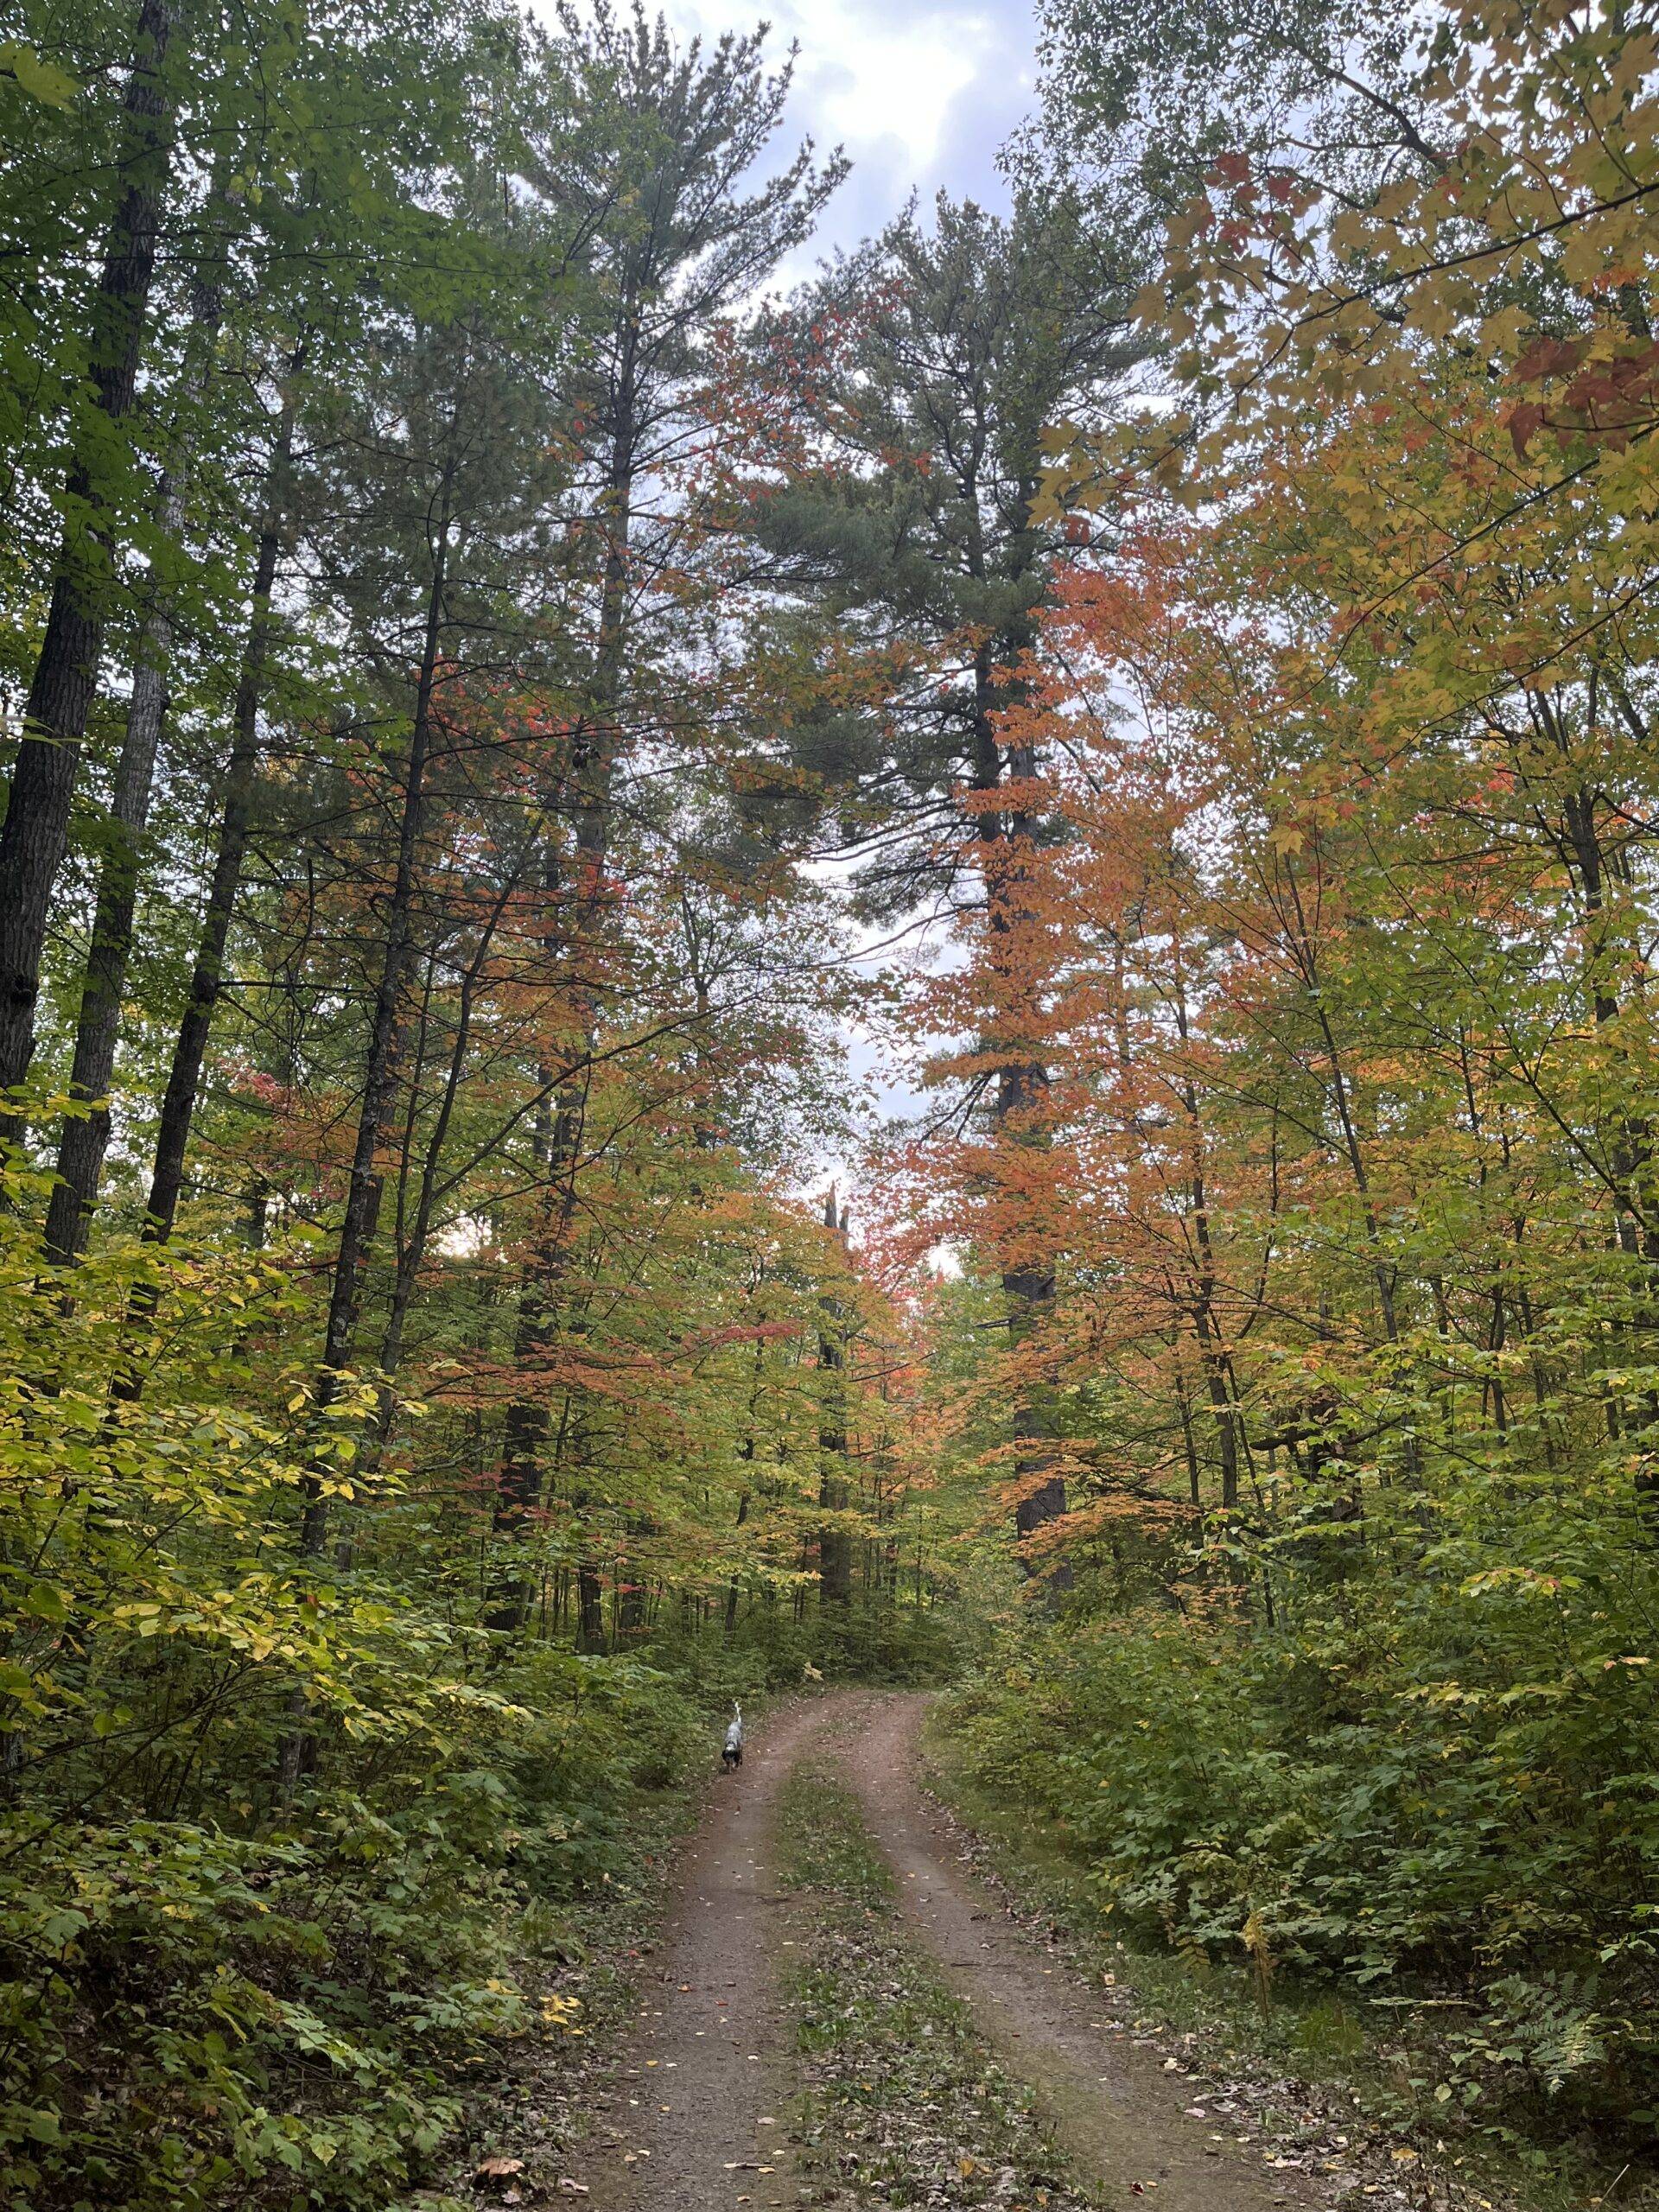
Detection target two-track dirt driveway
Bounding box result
[575,1689,1325,2212]
[835,1692,1320,2212]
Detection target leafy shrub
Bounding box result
[946,1477,1659,2128]
[0,1205,716,2210]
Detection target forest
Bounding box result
[2,0,1657,2208]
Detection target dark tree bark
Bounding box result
[724,1323,766,1633]
[723,1486,750,1636]
[0,0,176,1112]
[489,506,629,1624]
[298,452,454,1560]
[276,456,454,1797]
[817,1185,854,1608]
[575,1559,605,1652]
[45,262,227,1265]
[372,869,519,1397]
[980,693,1071,1575]
[140,379,299,1249]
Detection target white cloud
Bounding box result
[787,1,993,170]
[660,0,1033,255]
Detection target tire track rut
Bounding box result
[572,1688,1330,2212]
[575,1694,849,2212]
[834,1689,1325,2212]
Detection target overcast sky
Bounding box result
[665,0,1039,265]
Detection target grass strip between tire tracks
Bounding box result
[777,1762,1109,2212]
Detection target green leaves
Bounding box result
[0,38,79,107]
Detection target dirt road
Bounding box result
[575,1695,833,2212]
[571,1689,1325,2212]
[833,1690,1321,2212]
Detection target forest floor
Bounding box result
[457,1689,1513,2212]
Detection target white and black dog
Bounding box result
[721,1701,744,1771]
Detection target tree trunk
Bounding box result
[979,683,1069,1575]
[723,1488,750,1635]
[365,871,518,1419]
[724,1326,766,1633]
[491,442,632,1620]
[45,257,227,1264]
[575,1559,606,1651]
[0,0,175,1112]
[140,378,299,1247]
[276,451,454,1787]
[817,1185,854,1608]
[299,454,454,1560]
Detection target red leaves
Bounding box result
[1507,335,1659,456]
[1512,335,1589,384]
[1507,400,1548,458]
